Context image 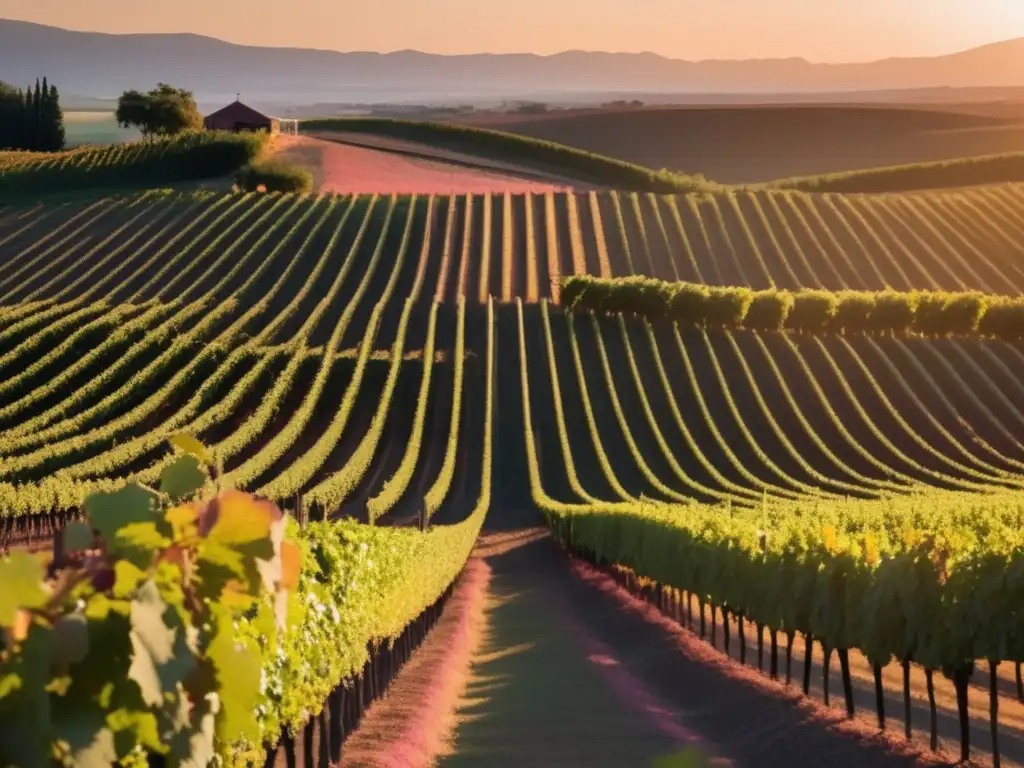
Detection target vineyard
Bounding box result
[4,183,1024,764]
[0,130,267,197]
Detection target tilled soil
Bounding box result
[271,135,576,195]
[338,559,491,767]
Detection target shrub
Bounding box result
[560,275,597,310]
[913,291,987,336]
[636,278,675,319]
[938,292,988,336]
[978,297,1024,340]
[580,279,616,313]
[787,290,838,333]
[601,275,646,315]
[871,289,918,334]
[669,283,709,326]
[831,291,876,334]
[703,286,752,329]
[744,290,794,332]
[911,291,948,336]
[235,160,313,194]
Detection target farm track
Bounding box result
[436,526,940,768]
[4,187,1024,763]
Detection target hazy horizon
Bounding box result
[3,0,1024,62]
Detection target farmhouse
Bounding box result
[204,99,279,133]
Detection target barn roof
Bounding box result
[204,100,274,122]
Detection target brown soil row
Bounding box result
[339,558,491,767]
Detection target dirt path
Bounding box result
[270,135,577,195]
[305,131,597,190]
[436,526,935,767]
[338,559,491,767]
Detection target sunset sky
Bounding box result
[4,0,1024,61]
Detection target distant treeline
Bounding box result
[561,274,1024,341]
[0,78,65,152]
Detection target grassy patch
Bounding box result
[63,111,140,146]
[235,159,313,194]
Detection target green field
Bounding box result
[63,110,141,146]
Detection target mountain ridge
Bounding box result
[4,18,1024,106]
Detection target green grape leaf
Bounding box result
[160,455,206,503]
[197,492,278,597]
[109,708,163,759]
[0,621,54,761]
[85,483,161,544]
[128,581,195,708]
[114,521,171,572]
[59,720,118,768]
[168,696,217,767]
[0,727,50,768]
[169,434,214,467]
[195,548,267,614]
[208,614,261,743]
[0,552,48,627]
[51,613,90,666]
[113,560,146,598]
[63,521,94,552]
[205,491,276,547]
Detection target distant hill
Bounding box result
[6,19,1024,108]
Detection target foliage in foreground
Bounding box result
[301,116,713,193]
[235,159,314,194]
[561,274,1024,340]
[0,130,268,198]
[0,436,298,766]
[0,435,486,766]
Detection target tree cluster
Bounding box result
[0,78,65,152]
[115,83,203,139]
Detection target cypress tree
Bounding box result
[0,82,19,149]
[0,78,65,151]
[33,79,42,150]
[23,84,35,150]
[46,84,65,151]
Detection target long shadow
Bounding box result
[438,530,681,767]
[442,527,927,767]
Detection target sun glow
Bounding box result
[5,0,1024,61]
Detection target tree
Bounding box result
[39,83,65,151]
[33,79,42,140]
[0,78,65,151]
[0,82,22,149]
[116,83,203,138]
[23,83,35,150]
